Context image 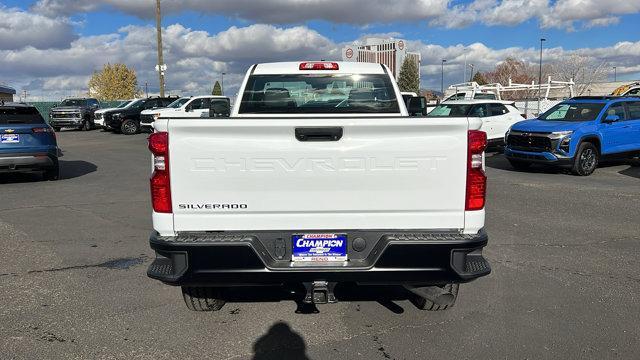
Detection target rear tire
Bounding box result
[120,119,139,135]
[571,142,599,176]
[43,161,59,181]
[181,287,226,312]
[508,159,532,170]
[411,284,459,311]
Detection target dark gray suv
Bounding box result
[49,98,100,131]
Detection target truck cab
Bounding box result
[147,61,491,311]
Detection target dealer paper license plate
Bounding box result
[292,233,347,262]
[1,134,19,144]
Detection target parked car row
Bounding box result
[2,74,638,182]
[47,95,232,135]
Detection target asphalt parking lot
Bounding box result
[1,130,639,360]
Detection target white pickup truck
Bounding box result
[139,95,230,132]
[147,61,491,311]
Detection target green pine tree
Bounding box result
[212,81,222,96]
[397,58,420,94]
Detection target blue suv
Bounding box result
[504,97,640,176]
[0,103,59,180]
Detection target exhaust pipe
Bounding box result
[403,285,455,307]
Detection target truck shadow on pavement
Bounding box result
[0,160,97,184]
[59,160,97,179]
[252,322,310,360]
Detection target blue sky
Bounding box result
[1,0,639,99]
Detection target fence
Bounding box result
[28,101,123,121]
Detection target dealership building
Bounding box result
[0,84,16,102]
[341,38,421,80]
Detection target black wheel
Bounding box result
[120,119,139,135]
[411,284,459,311]
[43,160,59,181]
[508,159,532,170]
[181,287,225,312]
[571,142,599,176]
[80,119,91,131]
[52,126,61,132]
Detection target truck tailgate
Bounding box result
[168,117,469,231]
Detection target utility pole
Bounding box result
[145,82,149,98]
[613,66,617,82]
[441,59,447,95]
[155,0,165,97]
[537,38,546,116]
[221,72,226,96]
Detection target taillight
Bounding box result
[33,127,56,140]
[32,127,53,133]
[466,130,487,211]
[148,132,171,213]
[299,62,339,70]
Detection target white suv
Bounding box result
[428,99,524,143]
[140,96,230,131]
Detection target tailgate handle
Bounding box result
[295,127,343,142]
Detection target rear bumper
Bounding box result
[147,229,490,286]
[0,152,57,172]
[504,147,573,166]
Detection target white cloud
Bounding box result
[0,6,77,50]
[1,23,337,99]
[2,21,639,99]
[32,0,449,24]
[30,0,640,29]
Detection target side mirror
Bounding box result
[184,105,192,112]
[209,101,231,118]
[603,114,620,123]
[407,96,427,116]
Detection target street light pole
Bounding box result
[155,0,165,97]
[441,59,447,95]
[463,48,468,83]
[613,66,617,82]
[537,38,546,115]
[468,64,475,82]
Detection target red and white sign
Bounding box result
[398,40,405,50]
[345,48,354,59]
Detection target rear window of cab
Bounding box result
[239,74,400,114]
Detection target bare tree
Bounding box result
[550,54,608,95]
[484,58,539,100]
